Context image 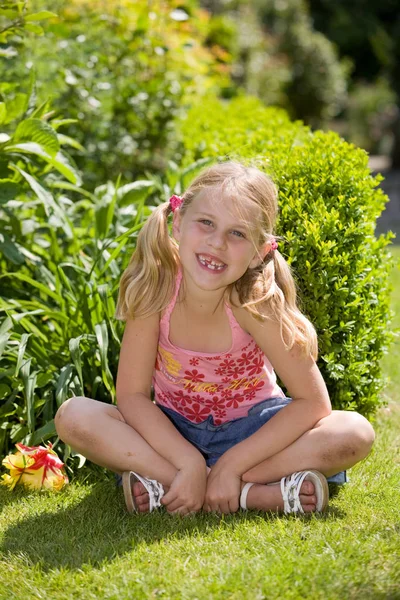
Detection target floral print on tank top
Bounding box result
[153,267,285,425]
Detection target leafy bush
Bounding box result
[176,94,396,417]
[1,0,233,187]
[0,84,211,468]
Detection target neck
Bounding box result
[178,272,227,317]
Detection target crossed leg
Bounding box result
[55,397,375,514]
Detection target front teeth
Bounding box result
[198,255,225,270]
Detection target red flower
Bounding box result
[226,393,245,409]
[246,379,265,394]
[221,388,233,399]
[212,408,227,426]
[189,358,200,366]
[184,369,205,383]
[247,355,264,376]
[215,358,235,376]
[204,396,226,411]
[171,390,192,407]
[227,365,246,379]
[237,351,255,367]
[183,403,210,423]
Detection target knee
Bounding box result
[341,411,375,460]
[54,396,90,443]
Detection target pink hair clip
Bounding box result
[169,195,183,212]
[271,238,278,251]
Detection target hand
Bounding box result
[161,460,207,516]
[203,461,242,514]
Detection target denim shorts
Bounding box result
[157,396,347,485]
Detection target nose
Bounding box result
[207,229,227,250]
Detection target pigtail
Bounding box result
[115,202,179,320]
[234,249,318,361]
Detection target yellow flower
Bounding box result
[1,443,69,491]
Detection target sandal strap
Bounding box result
[281,471,309,514]
[240,482,254,510]
[131,472,165,512]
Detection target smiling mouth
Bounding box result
[196,254,227,271]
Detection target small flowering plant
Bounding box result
[1,442,69,491]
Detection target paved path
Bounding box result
[374,168,400,244]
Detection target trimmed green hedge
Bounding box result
[175,95,396,417]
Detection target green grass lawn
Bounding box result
[1,248,399,600]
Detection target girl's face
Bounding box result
[173,190,270,290]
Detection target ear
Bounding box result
[249,241,271,269]
[172,209,182,242]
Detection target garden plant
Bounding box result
[0,1,399,598]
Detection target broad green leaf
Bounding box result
[14,118,59,157]
[95,178,120,239]
[0,179,19,204]
[0,383,11,402]
[29,98,51,119]
[117,180,154,207]
[95,321,114,398]
[5,93,27,122]
[55,364,74,408]
[57,133,85,152]
[24,23,44,35]
[0,9,19,18]
[0,272,61,302]
[9,145,81,185]
[0,331,11,359]
[50,119,78,130]
[48,180,95,200]
[15,333,31,378]
[0,315,14,337]
[25,11,58,21]
[97,222,142,277]
[0,391,17,415]
[0,232,25,264]
[20,358,36,432]
[15,166,74,237]
[28,419,57,446]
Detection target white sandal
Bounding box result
[240,469,329,514]
[122,471,165,514]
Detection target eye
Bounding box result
[232,230,246,238]
[199,219,213,226]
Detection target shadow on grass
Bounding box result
[0,479,347,571]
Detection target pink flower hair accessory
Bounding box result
[169,195,183,212]
[271,238,278,251]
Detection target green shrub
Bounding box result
[175,94,396,417]
[1,0,233,188]
[0,84,209,468]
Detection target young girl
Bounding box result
[55,160,375,516]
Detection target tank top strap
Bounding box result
[224,300,248,346]
[160,265,182,325]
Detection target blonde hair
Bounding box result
[115,160,318,359]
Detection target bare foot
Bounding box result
[244,480,318,513]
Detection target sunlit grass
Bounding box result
[0,248,399,600]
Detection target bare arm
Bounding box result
[218,314,331,476]
[116,315,206,471]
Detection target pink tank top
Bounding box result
[152,266,285,424]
